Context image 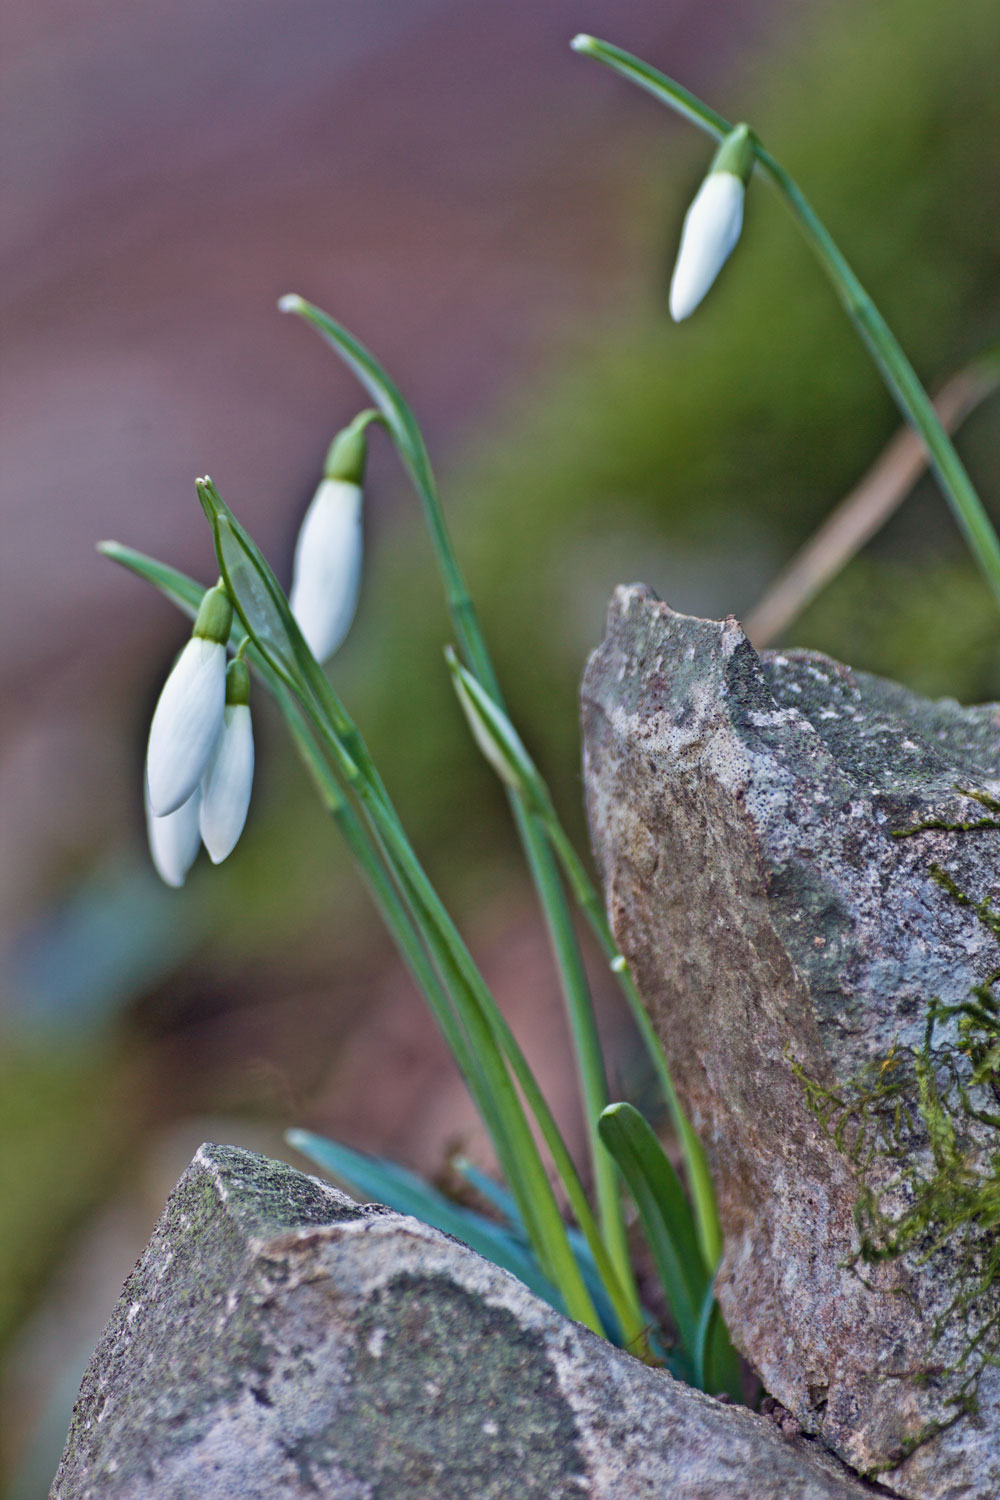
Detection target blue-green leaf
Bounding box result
[598,1102,707,1360]
[693,1274,744,1400]
[287,1130,566,1312]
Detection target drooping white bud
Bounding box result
[289,417,370,662]
[146,638,227,815]
[145,583,232,816]
[289,479,363,661]
[669,124,754,322]
[145,785,202,888]
[199,658,254,863]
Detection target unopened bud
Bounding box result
[669,124,754,322]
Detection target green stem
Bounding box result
[543,813,722,1270]
[282,685,605,1332]
[275,688,473,1079]
[571,35,1000,606]
[334,738,647,1342]
[518,807,636,1313]
[198,497,601,1329]
[347,767,601,1325]
[280,296,641,1318]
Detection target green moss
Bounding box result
[792,821,1000,1426]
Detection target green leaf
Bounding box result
[598,1102,707,1361]
[98,542,287,703]
[569,35,730,140]
[287,1130,566,1311]
[98,542,207,622]
[449,1153,634,1348]
[195,480,314,690]
[451,1153,523,1225]
[278,295,436,504]
[692,1277,744,1401]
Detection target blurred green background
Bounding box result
[2,0,999,1490]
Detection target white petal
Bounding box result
[146,786,201,888]
[669,171,745,322]
[146,638,226,815]
[289,479,363,661]
[199,703,254,863]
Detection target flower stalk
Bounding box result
[570,34,1000,608]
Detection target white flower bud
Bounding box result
[145,786,201,888]
[669,124,754,323]
[289,478,363,661]
[669,172,745,321]
[146,637,227,816]
[199,703,254,864]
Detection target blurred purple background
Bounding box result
[11,0,1000,1489]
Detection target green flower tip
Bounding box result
[277,293,306,315]
[225,655,251,705]
[711,123,755,184]
[570,33,597,54]
[323,415,373,484]
[192,581,233,644]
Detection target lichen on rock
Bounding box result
[51,1143,876,1500]
[581,585,1000,1499]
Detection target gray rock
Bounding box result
[51,1143,875,1500]
[582,585,1000,1500]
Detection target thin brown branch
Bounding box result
[744,360,999,650]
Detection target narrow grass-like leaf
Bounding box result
[444,629,721,1271]
[101,535,609,1331]
[450,1154,630,1347]
[570,35,730,136]
[105,515,627,1337]
[98,542,206,619]
[196,480,324,699]
[692,1276,744,1400]
[278,295,437,522]
[287,1130,566,1309]
[279,296,641,1331]
[451,1154,523,1224]
[599,1102,707,1360]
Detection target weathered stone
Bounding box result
[51,1143,876,1500]
[582,585,1000,1500]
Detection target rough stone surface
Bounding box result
[582,586,1000,1500]
[51,1143,877,1500]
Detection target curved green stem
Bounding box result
[571,35,1000,606]
[542,814,722,1271]
[281,295,641,1318]
[518,808,636,1313]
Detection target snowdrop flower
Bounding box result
[289,416,371,662]
[669,124,754,322]
[146,582,232,816]
[199,656,254,864]
[145,785,202,888]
